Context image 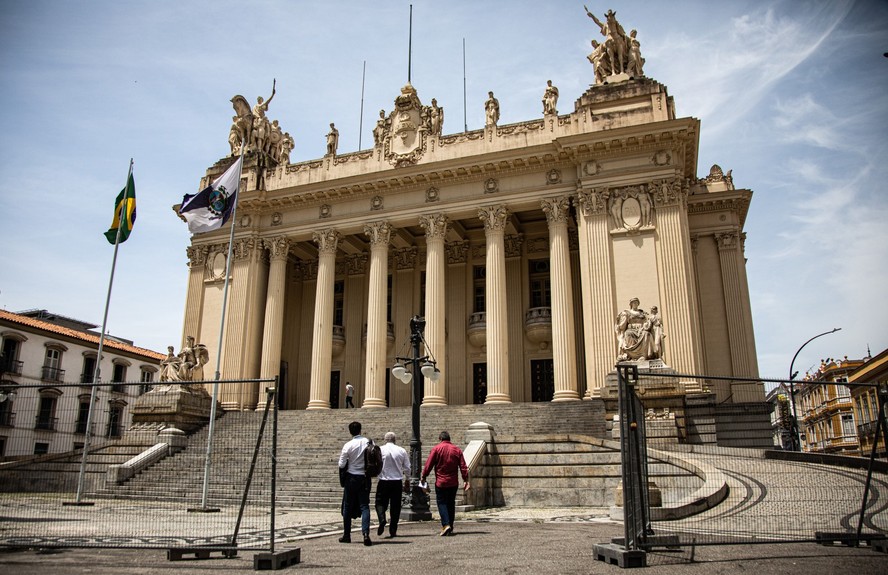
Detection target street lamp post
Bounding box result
[391,315,438,521]
[788,327,841,451]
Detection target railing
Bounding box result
[41,366,65,382]
[1,359,23,376]
[35,416,59,431]
[74,420,94,435]
[524,306,552,326]
[0,411,15,427]
[80,373,94,384]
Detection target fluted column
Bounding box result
[363,221,392,408]
[575,189,617,397]
[306,229,340,410]
[260,237,290,381]
[419,214,448,405]
[221,236,259,409]
[478,205,511,404]
[653,181,702,375]
[715,231,754,379]
[183,245,209,351]
[542,196,580,401]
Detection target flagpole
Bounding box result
[198,141,245,511]
[71,158,134,506]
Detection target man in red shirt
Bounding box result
[421,431,470,536]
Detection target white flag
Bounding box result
[179,155,243,234]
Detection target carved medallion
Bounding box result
[383,84,429,167]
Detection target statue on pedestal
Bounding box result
[615,298,665,362]
[158,336,209,385]
[584,6,645,83]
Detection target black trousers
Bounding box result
[374,479,403,536]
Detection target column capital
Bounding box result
[652,178,688,208]
[575,188,608,217]
[313,228,341,255]
[364,221,393,247]
[478,205,510,232]
[541,196,571,225]
[186,245,209,268]
[234,236,258,261]
[715,230,740,251]
[263,236,291,261]
[419,213,449,239]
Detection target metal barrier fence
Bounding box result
[595,365,888,568]
[0,378,282,558]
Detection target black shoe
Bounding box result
[338,536,351,543]
[363,535,373,546]
[377,520,386,536]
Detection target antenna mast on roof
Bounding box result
[463,38,468,133]
[358,60,366,150]
[408,4,413,83]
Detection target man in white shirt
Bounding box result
[345,382,355,408]
[375,432,411,538]
[338,421,372,545]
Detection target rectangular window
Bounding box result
[111,364,127,393]
[386,274,393,322]
[841,414,855,437]
[419,271,427,317]
[333,280,345,326]
[34,442,49,455]
[81,356,96,384]
[473,266,486,313]
[75,401,90,434]
[43,348,64,382]
[140,369,154,395]
[106,407,122,438]
[529,259,551,308]
[35,397,57,430]
[2,338,21,374]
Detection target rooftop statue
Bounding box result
[228,79,292,162]
[615,298,665,362]
[584,6,644,83]
[485,91,500,127]
[542,80,559,115]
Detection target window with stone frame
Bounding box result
[528,259,551,309]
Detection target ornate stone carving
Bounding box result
[373,109,390,147]
[715,231,739,251]
[652,178,685,208]
[445,241,469,264]
[541,196,571,225]
[313,229,340,255]
[186,245,209,268]
[382,83,429,167]
[234,237,256,261]
[651,150,671,166]
[701,164,735,190]
[546,169,562,185]
[484,178,499,194]
[391,247,418,270]
[615,298,665,362]
[159,336,209,384]
[504,234,524,258]
[364,221,393,247]
[542,80,559,115]
[426,186,440,202]
[271,212,283,226]
[471,244,486,260]
[608,185,655,231]
[325,123,339,156]
[264,237,290,261]
[584,8,644,84]
[526,237,548,254]
[484,91,500,126]
[319,204,332,219]
[428,98,443,136]
[419,214,449,239]
[583,161,600,176]
[478,205,510,231]
[575,188,608,217]
[370,195,384,211]
[345,253,368,275]
[228,80,291,163]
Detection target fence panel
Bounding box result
[0,379,278,551]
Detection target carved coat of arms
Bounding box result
[383,83,429,167]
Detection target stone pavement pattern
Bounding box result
[1,507,886,574]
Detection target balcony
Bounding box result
[331,325,346,357]
[74,420,95,435]
[41,366,65,383]
[0,411,15,427]
[524,306,552,349]
[467,312,486,349]
[35,416,59,431]
[1,359,23,376]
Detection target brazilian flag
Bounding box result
[104,172,136,244]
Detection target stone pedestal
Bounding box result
[128,384,215,440]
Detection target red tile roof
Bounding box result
[0,309,165,361]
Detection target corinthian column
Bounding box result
[478,205,511,404]
[542,196,580,401]
[419,214,448,405]
[715,231,755,381]
[363,221,392,408]
[575,189,616,397]
[653,181,702,376]
[182,245,209,351]
[260,237,290,381]
[306,229,340,410]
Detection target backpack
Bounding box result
[364,439,383,478]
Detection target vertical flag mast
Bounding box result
[463,38,468,133]
[71,158,135,505]
[358,60,366,150]
[408,4,413,83]
[198,139,246,511]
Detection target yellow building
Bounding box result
[849,348,888,459]
[175,17,762,419]
[798,357,864,454]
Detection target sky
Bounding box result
[1,0,886,382]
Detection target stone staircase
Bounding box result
[94,401,608,509]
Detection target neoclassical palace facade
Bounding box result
[177,73,760,413]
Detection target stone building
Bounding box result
[0,309,163,459]
[175,11,764,421]
[849,348,888,458]
[797,357,864,454]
